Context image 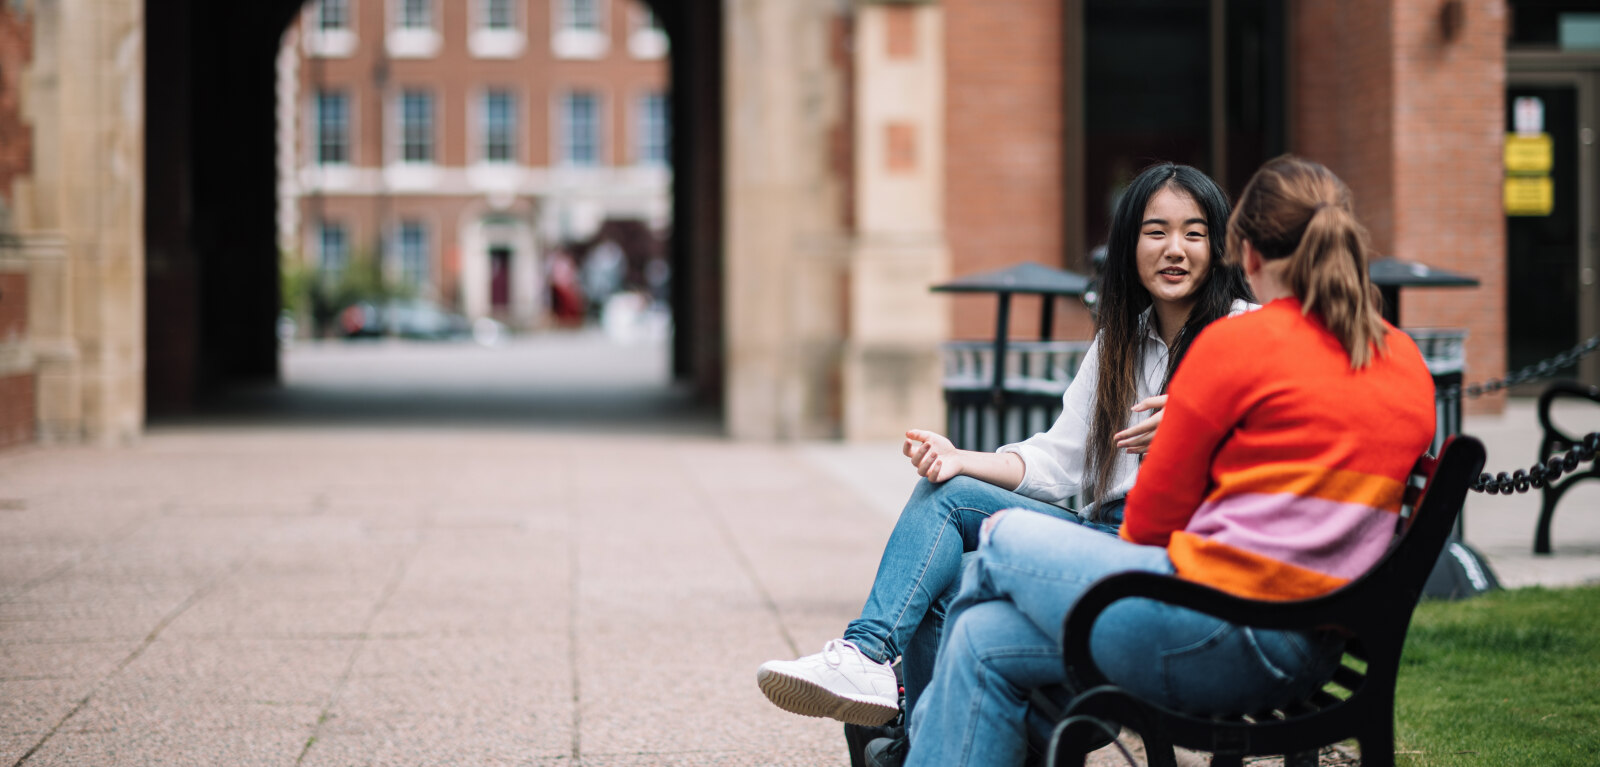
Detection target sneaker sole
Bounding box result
[757,667,899,726]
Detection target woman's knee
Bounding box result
[903,476,998,530]
[907,475,985,508]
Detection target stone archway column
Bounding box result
[724,0,946,441]
[724,0,852,440]
[844,2,947,441]
[20,0,144,444]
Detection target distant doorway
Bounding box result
[1505,69,1600,386]
[489,246,512,313]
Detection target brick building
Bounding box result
[280,0,671,331]
[0,0,1596,446]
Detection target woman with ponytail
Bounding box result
[754,163,1254,738]
[901,156,1437,767]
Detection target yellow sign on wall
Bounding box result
[1504,133,1554,173]
[1505,175,1554,216]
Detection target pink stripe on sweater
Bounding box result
[1186,493,1397,580]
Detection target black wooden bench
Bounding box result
[1533,381,1600,555]
[1041,435,1486,767]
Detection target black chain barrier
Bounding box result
[1422,334,1599,494]
[1471,432,1599,495]
[1437,335,1600,403]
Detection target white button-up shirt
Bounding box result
[997,299,1255,513]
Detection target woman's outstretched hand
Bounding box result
[904,429,963,483]
[1114,395,1168,455]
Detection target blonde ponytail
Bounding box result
[1227,156,1389,369]
[1282,203,1388,368]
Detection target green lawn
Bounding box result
[1393,584,1600,766]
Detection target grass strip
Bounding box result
[1393,584,1600,766]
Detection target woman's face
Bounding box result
[1135,186,1212,315]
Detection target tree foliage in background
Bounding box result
[280,249,414,338]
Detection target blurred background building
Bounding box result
[279,0,671,335]
[0,0,1595,449]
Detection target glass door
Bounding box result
[1505,72,1599,386]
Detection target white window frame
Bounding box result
[470,0,526,58]
[394,218,432,288]
[387,0,441,58]
[558,90,605,167]
[306,0,357,58]
[634,90,668,166]
[318,221,350,277]
[314,89,351,166]
[480,88,519,164]
[397,88,435,164]
[387,88,439,190]
[628,2,668,59]
[553,0,608,60]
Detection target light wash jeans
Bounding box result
[841,476,1121,716]
[904,509,1343,767]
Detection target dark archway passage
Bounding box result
[144,0,724,425]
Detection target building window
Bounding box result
[400,90,434,164]
[484,0,514,30]
[308,0,357,57]
[563,0,601,32]
[628,1,668,58]
[483,90,517,163]
[562,91,601,166]
[389,0,440,57]
[398,0,432,30]
[319,221,349,276]
[554,0,607,58]
[471,0,525,57]
[319,0,350,31]
[315,90,350,165]
[397,220,429,286]
[637,91,668,165]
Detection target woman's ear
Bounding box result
[1241,240,1262,276]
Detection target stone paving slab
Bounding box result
[0,427,891,766]
[3,335,1596,766]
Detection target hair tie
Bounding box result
[1312,202,1330,213]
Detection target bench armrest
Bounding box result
[1060,571,1342,691]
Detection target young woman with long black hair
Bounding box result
[755,163,1255,732]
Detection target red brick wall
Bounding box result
[0,272,23,338]
[1389,0,1506,415]
[1291,0,1397,261]
[0,2,32,212]
[303,0,667,173]
[0,4,33,449]
[944,0,1093,343]
[1291,0,1506,414]
[0,266,29,450]
[0,374,32,449]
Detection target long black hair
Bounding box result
[1084,163,1254,513]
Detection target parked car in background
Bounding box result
[337,298,498,342]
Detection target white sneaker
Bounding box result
[756,639,900,726]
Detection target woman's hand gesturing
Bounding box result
[1113,395,1167,455]
[904,429,963,483]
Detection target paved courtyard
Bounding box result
[1,333,1596,766]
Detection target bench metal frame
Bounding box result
[1042,436,1487,767]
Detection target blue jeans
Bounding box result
[843,477,1115,716]
[904,509,1343,767]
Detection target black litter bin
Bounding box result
[931,262,1094,453]
[1371,258,1498,599]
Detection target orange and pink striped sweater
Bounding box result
[1122,298,1436,601]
